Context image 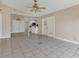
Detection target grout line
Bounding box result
[71,47,79,58]
[16,38,27,58]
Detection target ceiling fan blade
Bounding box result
[30,8,41,12]
[26,7,32,8]
[25,0,46,12]
[39,7,46,9]
[24,6,32,8]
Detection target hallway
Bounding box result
[0,33,79,58]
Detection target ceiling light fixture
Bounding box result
[26,0,46,13]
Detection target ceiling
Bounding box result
[1,0,79,17]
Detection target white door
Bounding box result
[42,16,55,37]
[11,19,26,33]
[12,20,20,33]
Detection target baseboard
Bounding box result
[1,32,79,45]
[55,36,79,45]
[11,32,25,34]
[0,36,11,39]
[40,33,79,45]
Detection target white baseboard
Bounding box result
[55,36,79,45]
[41,33,79,45]
[0,32,79,45]
[11,31,25,34]
[0,35,11,39]
[0,37,11,39]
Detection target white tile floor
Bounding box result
[0,33,79,58]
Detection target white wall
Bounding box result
[0,4,27,38]
[42,4,79,44]
[1,4,12,38]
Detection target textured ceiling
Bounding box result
[1,0,79,17]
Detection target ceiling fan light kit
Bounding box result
[26,0,46,13]
[30,7,41,13]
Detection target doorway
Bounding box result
[42,16,55,37]
[11,14,27,37]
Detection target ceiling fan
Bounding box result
[26,0,46,13]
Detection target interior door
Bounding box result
[42,16,55,37]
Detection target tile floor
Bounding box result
[0,33,79,58]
